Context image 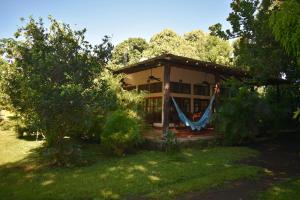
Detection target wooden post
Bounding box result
[162,64,171,136]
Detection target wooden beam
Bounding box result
[162,64,171,136]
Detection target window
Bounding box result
[144,97,162,123]
[170,82,191,94]
[194,83,210,96]
[194,99,209,113]
[124,86,136,91]
[138,84,149,92]
[150,82,162,93]
[138,82,162,93]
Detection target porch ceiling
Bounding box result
[114,53,250,79]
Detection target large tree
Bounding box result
[270,0,300,67]
[109,37,148,69]
[209,0,298,81]
[0,17,116,163]
[142,29,192,58]
[111,29,233,68]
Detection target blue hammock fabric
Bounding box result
[171,94,215,131]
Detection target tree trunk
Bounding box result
[163,64,171,137]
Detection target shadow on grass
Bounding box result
[0,131,262,200]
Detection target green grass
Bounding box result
[259,179,300,200]
[0,130,43,165]
[0,129,263,200]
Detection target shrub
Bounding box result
[101,110,143,156]
[163,129,180,153]
[0,120,15,131]
[214,85,271,145]
[0,17,116,165]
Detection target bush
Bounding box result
[163,129,180,153]
[101,110,143,156]
[214,86,271,145]
[0,120,15,131]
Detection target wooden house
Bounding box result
[114,54,250,134]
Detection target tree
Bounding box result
[209,0,297,81]
[210,0,300,140]
[0,57,10,110]
[270,0,300,67]
[0,17,116,164]
[111,29,234,68]
[184,30,233,65]
[109,38,148,69]
[269,0,300,122]
[142,29,191,58]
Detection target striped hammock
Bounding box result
[171,95,215,131]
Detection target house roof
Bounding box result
[114,54,250,79]
[113,54,289,85]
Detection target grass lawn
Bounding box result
[0,129,263,200]
[259,179,300,200]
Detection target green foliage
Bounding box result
[211,0,300,140]
[293,108,300,122]
[269,0,300,123]
[0,120,15,131]
[270,0,300,66]
[215,79,300,145]
[0,17,117,164]
[210,0,298,80]
[109,37,148,69]
[142,29,191,58]
[0,58,11,110]
[101,109,143,156]
[163,129,180,153]
[215,85,263,145]
[209,23,229,40]
[264,84,300,129]
[110,29,233,68]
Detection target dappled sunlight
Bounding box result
[147,160,158,165]
[206,162,215,166]
[148,175,161,182]
[125,174,135,180]
[168,189,175,195]
[41,179,54,186]
[108,166,124,172]
[99,173,108,180]
[183,152,194,157]
[223,164,232,168]
[272,186,287,196]
[262,179,300,199]
[100,189,120,200]
[0,130,263,200]
[128,164,148,173]
[24,173,35,179]
[264,168,274,176]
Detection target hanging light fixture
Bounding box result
[147,68,160,82]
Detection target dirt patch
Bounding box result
[176,132,300,200]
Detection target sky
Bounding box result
[0,0,232,45]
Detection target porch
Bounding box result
[115,54,249,135]
[144,127,216,142]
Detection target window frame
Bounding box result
[170,82,191,94]
[193,82,210,96]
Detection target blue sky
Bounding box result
[0,0,232,45]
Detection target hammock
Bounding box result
[171,94,215,131]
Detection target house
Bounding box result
[114,54,250,134]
